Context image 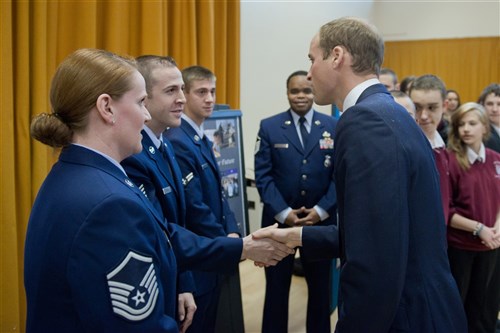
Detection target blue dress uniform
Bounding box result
[24,145,242,333]
[164,118,240,332]
[121,129,195,296]
[254,109,338,333]
[301,84,467,332]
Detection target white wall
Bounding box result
[373,0,500,41]
[240,1,375,178]
[240,0,499,178]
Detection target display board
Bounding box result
[203,109,248,236]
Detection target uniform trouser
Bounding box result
[214,269,244,333]
[262,248,332,333]
[187,284,221,333]
[448,246,500,333]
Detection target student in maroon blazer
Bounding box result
[446,102,500,333]
[409,74,452,224]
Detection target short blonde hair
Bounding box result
[319,17,384,76]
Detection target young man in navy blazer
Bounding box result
[255,17,467,333]
[121,55,197,332]
[164,66,242,333]
[254,70,337,333]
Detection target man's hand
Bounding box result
[284,207,306,227]
[241,224,295,266]
[295,207,321,226]
[178,292,196,333]
[252,223,303,248]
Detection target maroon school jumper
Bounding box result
[447,148,500,251]
[433,147,451,224]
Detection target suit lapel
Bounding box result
[163,140,185,213]
[281,111,303,153]
[303,112,326,156]
[61,145,170,234]
[181,119,219,175]
[142,131,178,196]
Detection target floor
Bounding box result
[239,259,338,333]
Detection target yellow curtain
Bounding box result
[0,1,240,331]
[383,37,500,103]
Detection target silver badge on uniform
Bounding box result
[194,135,200,142]
[319,131,334,150]
[107,251,159,321]
[125,179,135,187]
[324,155,332,168]
[148,146,156,154]
[254,136,261,154]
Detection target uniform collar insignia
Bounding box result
[124,179,135,187]
[148,146,155,154]
[194,135,200,142]
[284,120,292,125]
[315,120,321,126]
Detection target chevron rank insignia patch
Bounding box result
[107,251,159,321]
[182,172,194,186]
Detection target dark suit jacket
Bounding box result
[255,109,337,228]
[485,124,500,153]
[121,130,194,293]
[165,119,240,296]
[302,84,467,332]
[25,145,242,333]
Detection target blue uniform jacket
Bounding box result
[165,119,240,296]
[121,130,195,293]
[24,145,242,333]
[254,109,337,228]
[302,84,467,332]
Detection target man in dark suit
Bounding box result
[164,66,242,333]
[254,70,337,333]
[255,17,467,332]
[478,83,500,153]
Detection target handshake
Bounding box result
[240,223,303,267]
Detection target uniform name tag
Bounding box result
[274,143,289,149]
[162,186,172,195]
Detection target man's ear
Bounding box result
[331,45,345,69]
[96,94,115,124]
